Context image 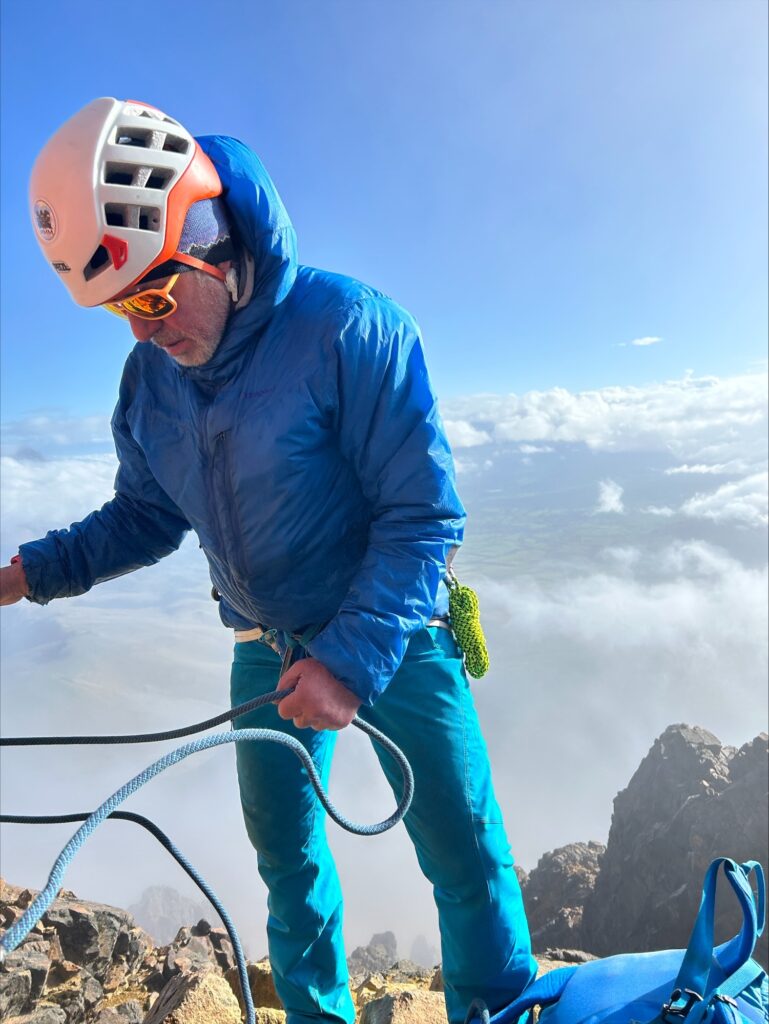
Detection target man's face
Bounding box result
[125,267,232,367]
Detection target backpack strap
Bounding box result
[680,959,766,1024]
[712,861,766,976]
[662,859,765,1017]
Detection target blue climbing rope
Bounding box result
[0,692,414,1024]
[1,719,413,947]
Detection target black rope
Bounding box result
[0,810,253,1016]
[0,685,295,747]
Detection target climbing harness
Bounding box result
[446,567,490,679]
[0,670,414,1024]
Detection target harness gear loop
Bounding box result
[446,567,490,679]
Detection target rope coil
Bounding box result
[447,569,490,679]
[0,686,414,1024]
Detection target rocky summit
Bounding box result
[0,883,582,1023]
[2,723,766,1021]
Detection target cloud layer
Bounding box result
[1,370,766,958]
[443,372,767,465]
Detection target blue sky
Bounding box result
[1,0,766,420]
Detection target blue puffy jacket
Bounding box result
[19,136,466,704]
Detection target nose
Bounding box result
[127,315,162,343]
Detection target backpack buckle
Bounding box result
[713,994,739,1007]
[662,989,703,1020]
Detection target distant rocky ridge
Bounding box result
[126,888,214,949]
[2,723,766,1022]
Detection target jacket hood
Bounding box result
[181,135,298,382]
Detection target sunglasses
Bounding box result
[103,273,182,321]
[102,255,228,321]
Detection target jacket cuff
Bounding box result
[18,539,69,605]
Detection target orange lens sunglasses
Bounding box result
[102,254,228,321]
[103,273,182,321]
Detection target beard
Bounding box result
[151,274,232,367]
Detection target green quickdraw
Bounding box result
[446,567,490,679]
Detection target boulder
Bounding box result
[224,956,282,1013]
[141,968,241,1024]
[4,1008,67,1024]
[358,988,448,1023]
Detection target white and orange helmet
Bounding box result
[29,97,222,306]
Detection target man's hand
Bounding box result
[0,560,29,606]
[277,658,362,731]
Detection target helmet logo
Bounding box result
[34,200,57,242]
[52,261,71,274]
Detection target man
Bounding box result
[1,98,535,1023]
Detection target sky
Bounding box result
[1,0,767,962]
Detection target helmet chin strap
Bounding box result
[232,247,256,310]
[225,267,239,302]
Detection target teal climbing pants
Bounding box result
[230,626,536,1024]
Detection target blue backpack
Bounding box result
[468,857,767,1024]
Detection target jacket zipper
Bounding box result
[211,430,249,586]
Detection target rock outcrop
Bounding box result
[347,931,399,983]
[0,881,238,1023]
[521,841,605,952]
[581,726,768,967]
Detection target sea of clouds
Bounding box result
[1,369,766,957]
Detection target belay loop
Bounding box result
[446,567,490,679]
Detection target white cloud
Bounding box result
[454,455,493,474]
[471,541,768,868]
[444,372,767,465]
[618,336,663,347]
[664,463,738,475]
[602,546,642,571]
[1,412,112,450]
[639,473,768,529]
[519,444,554,454]
[443,420,491,449]
[681,472,768,528]
[596,479,624,514]
[1,454,118,547]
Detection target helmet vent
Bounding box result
[114,125,189,155]
[116,129,155,148]
[83,245,111,281]
[104,163,173,190]
[161,135,189,155]
[105,203,161,231]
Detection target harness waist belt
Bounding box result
[234,618,451,645]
